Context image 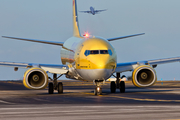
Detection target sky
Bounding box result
[0,0,180,80]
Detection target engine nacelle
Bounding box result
[132,65,157,87]
[23,68,48,90]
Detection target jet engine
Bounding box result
[132,65,157,87]
[23,68,48,89]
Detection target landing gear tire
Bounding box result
[94,87,102,95]
[94,89,97,95]
[119,81,125,93]
[57,82,63,94]
[99,88,102,95]
[111,81,116,93]
[48,82,54,94]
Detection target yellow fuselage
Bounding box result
[61,36,117,81]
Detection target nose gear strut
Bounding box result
[93,80,104,95]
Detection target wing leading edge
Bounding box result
[95,9,107,13]
[115,56,180,73]
[79,11,91,13]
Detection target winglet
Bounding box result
[73,0,81,37]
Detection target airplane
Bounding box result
[79,6,107,15]
[1,0,180,95]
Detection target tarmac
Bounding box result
[0,80,180,120]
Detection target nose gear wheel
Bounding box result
[94,87,102,95]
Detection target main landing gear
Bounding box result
[110,73,126,93]
[48,74,63,94]
[94,80,104,95]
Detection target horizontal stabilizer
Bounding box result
[2,36,64,46]
[107,33,145,41]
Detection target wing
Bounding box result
[79,11,91,13]
[0,61,68,74]
[95,9,107,13]
[115,56,180,73]
[107,33,145,41]
[2,36,64,46]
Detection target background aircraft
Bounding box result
[79,6,107,15]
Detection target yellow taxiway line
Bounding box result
[85,93,180,103]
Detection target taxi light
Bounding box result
[97,87,100,91]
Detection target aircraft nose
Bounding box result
[90,69,111,80]
[91,55,113,69]
[87,56,116,80]
[94,60,108,69]
[77,55,116,81]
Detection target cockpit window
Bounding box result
[108,49,112,56]
[84,49,112,56]
[84,50,90,56]
[90,50,99,54]
[100,50,108,54]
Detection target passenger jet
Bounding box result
[79,6,107,15]
[1,0,180,95]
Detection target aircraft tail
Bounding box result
[72,0,81,37]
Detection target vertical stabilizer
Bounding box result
[73,0,81,37]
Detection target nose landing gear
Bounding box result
[93,80,104,95]
[94,86,102,95]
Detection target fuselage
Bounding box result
[90,7,95,15]
[61,36,117,81]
